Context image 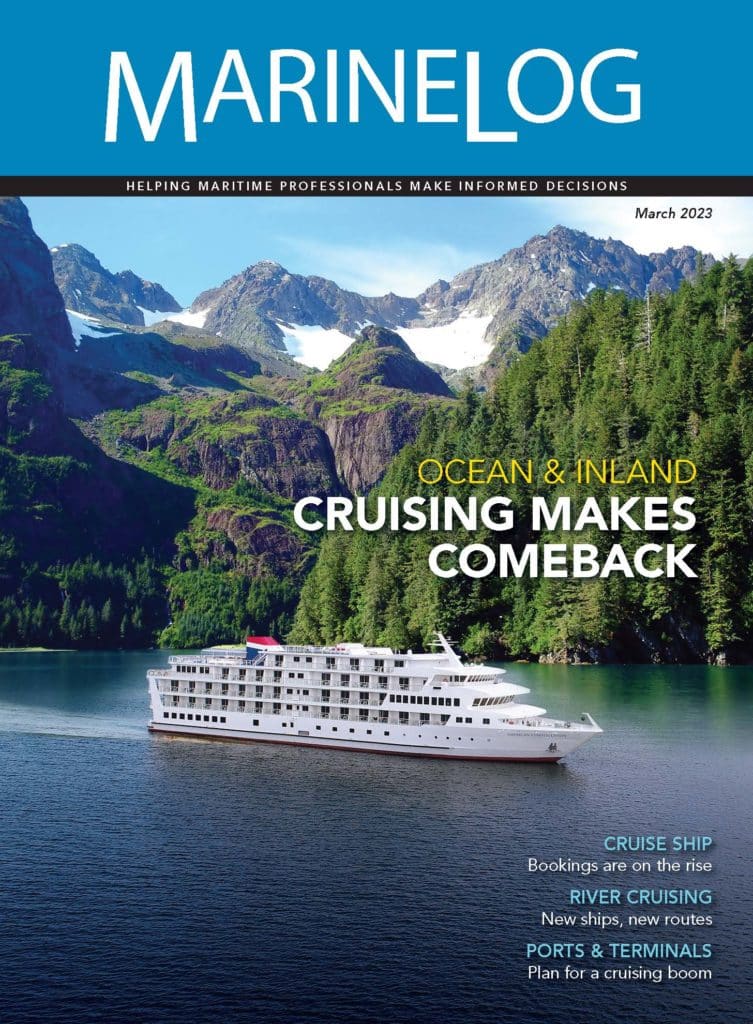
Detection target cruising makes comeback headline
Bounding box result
[294,457,700,580]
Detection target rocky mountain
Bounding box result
[115,268,182,317]
[190,259,420,353]
[414,226,712,368]
[179,227,711,376]
[51,243,181,327]
[45,227,713,381]
[323,325,451,397]
[37,248,301,418]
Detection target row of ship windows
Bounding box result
[169,698,454,721]
[169,684,461,704]
[266,672,409,686]
[164,713,227,723]
[162,712,493,733]
[306,726,494,740]
[309,724,491,738]
[176,666,418,686]
[162,710,492,727]
[390,695,462,706]
[173,662,496,687]
[268,655,405,671]
[285,673,413,684]
[172,659,405,675]
[169,692,469,708]
[472,696,515,706]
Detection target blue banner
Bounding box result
[1,0,750,175]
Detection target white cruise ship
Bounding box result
[147,634,601,761]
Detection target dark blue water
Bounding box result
[0,652,750,1024]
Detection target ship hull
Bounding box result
[147,719,597,761]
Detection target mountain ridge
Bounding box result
[51,243,181,327]
[47,226,716,378]
[190,259,421,353]
[177,226,714,374]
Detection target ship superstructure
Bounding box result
[147,634,601,761]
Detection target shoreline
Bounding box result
[0,646,745,666]
[0,647,75,654]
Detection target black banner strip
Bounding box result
[2,176,752,197]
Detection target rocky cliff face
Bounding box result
[0,198,80,454]
[321,404,426,494]
[51,243,181,326]
[200,508,310,578]
[112,390,342,501]
[103,326,449,499]
[0,198,75,360]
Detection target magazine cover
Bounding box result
[1,3,751,1023]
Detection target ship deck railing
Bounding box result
[515,715,599,731]
[168,653,239,666]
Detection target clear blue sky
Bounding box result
[24,196,753,307]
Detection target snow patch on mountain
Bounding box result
[137,305,172,327]
[396,313,495,369]
[161,308,210,329]
[277,322,353,369]
[66,310,120,349]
